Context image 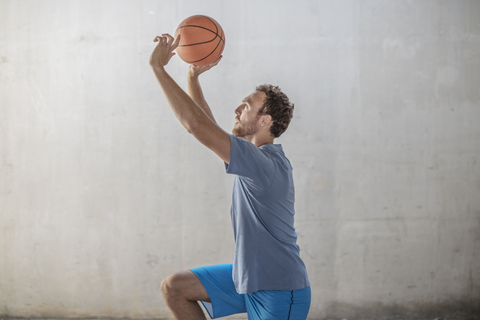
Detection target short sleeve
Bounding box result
[225,134,276,192]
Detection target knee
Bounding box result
[161,272,183,299]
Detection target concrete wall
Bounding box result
[1,0,479,319]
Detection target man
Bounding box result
[150,34,310,320]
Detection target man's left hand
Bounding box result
[149,33,180,69]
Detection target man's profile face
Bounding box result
[232,91,266,138]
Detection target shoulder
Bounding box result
[260,144,292,169]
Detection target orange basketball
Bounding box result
[174,15,225,66]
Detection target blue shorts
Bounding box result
[190,264,311,320]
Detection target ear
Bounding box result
[259,114,272,127]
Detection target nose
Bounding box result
[235,105,243,115]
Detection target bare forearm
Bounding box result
[149,35,230,163]
[187,74,216,123]
[152,65,209,133]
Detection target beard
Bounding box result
[232,117,259,138]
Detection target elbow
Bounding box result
[180,109,214,140]
[184,117,201,135]
[184,118,213,146]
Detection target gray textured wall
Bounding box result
[1,0,479,319]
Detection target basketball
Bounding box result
[174,15,225,66]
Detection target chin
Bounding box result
[232,126,241,137]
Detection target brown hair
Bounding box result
[256,84,294,138]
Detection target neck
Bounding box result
[245,134,274,148]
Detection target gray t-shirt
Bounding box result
[225,134,310,294]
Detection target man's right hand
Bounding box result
[187,55,223,123]
[188,55,223,80]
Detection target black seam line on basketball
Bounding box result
[204,16,226,48]
[178,34,224,47]
[177,18,223,46]
[183,36,223,63]
[287,290,294,320]
[204,16,219,37]
[186,25,224,63]
[180,18,224,64]
[183,36,222,64]
[181,27,224,63]
[177,32,224,47]
[177,24,221,38]
[177,27,224,47]
[178,29,225,46]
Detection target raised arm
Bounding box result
[149,34,231,164]
[187,57,222,123]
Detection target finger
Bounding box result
[203,55,222,69]
[213,55,223,64]
[162,33,174,43]
[172,34,181,49]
